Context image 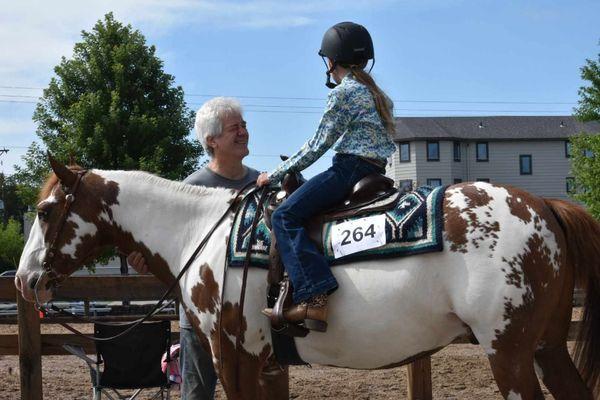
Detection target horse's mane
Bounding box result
[105,170,234,198]
[39,167,236,202]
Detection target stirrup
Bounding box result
[269,279,309,337]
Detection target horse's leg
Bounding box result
[259,355,289,400]
[533,273,593,400]
[486,349,544,400]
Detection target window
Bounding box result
[399,142,410,162]
[427,141,440,161]
[453,142,461,162]
[584,149,594,158]
[566,177,575,194]
[565,141,572,158]
[476,178,490,183]
[520,155,532,175]
[453,178,463,184]
[476,142,489,161]
[427,178,442,187]
[399,179,413,192]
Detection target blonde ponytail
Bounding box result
[350,66,395,135]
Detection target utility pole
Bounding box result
[0,149,6,224]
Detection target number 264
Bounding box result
[340,224,376,245]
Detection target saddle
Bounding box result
[263,161,398,337]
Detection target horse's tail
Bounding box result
[544,198,600,396]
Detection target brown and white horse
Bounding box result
[15,159,600,400]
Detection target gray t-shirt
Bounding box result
[179,165,260,328]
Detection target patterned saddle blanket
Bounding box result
[227,186,446,268]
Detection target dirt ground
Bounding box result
[0,312,582,399]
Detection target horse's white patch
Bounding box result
[507,390,522,400]
[37,186,59,207]
[60,214,97,258]
[17,216,47,274]
[534,360,544,380]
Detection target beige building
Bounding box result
[388,116,600,200]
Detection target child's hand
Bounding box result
[257,173,270,187]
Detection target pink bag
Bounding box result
[162,344,182,389]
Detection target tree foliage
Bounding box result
[31,12,203,179]
[570,134,600,218]
[0,219,24,273]
[11,142,50,210]
[574,42,600,122]
[571,42,600,219]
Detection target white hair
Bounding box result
[194,97,243,157]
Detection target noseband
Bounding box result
[36,170,88,300]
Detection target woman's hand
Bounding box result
[127,251,149,274]
[257,172,270,187]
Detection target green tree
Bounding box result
[31,12,203,179]
[11,142,50,210]
[0,173,28,225]
[571,43,600,218]
[0,219,24,273]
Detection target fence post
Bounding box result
[17,294,43,400]
[406,356,432,400]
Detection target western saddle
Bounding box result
[263,161,398,336]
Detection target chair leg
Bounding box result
[128,388,143,399]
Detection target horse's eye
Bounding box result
[37,210,49,222]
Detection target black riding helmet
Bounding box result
[318,22,375,88]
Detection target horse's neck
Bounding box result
[98,170,235,277]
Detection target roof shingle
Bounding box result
[393,116,600,141]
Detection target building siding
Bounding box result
[461,140,572,199]
[388,142,417,186]
[389,138,574,200]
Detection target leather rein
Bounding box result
[34,174,258,342]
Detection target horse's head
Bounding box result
[15,155,118,304]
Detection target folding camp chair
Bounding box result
[64,320,172,400]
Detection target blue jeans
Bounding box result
[272,153,384,303]
[180,327,217,400]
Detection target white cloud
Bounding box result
[0,0,403,91]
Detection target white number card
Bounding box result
[331,215,387,259]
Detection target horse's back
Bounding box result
[295,182,569,368]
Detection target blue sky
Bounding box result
[1,0,599,177]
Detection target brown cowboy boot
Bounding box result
[263,294,328,332]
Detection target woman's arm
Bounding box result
[267,87,353,184]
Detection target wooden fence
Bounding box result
[0,276,583,400]
[0,276,178,400]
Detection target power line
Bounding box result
[0,99,574,114]
[0,85,578,105]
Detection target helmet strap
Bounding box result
[321,57,338,89]
[368,58,375,74]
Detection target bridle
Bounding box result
[35,169,88,302]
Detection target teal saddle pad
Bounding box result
[227,185,446,268]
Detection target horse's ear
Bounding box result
[48,152,77,187]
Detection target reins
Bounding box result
[35,179,258,342]
[234,186,268,392]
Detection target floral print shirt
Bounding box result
[267,73,396,184]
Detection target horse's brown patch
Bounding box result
[444,193,469,253]
[506,194,532,224]
[191,263,219,314]
[444,184,500,253]
[211,300,272,400]
[183,306,214,355]
[463,184,493,209]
